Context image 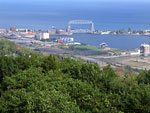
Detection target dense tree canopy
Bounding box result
[0,53,150,112]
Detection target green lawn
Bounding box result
[74,45,100,51]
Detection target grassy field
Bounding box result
[73,45,100,51]
[60,44,103,51]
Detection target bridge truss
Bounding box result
[67,20,95,34]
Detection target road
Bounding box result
[76,55,108,67]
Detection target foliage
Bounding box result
[0,54,150,113]
[0,38,42,56]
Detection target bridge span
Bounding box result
[67,20,95,34]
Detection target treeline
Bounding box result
[0,54,150,113]
[0,38,42,56]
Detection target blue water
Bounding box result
[51,34,150,50]
[0,0,150,30]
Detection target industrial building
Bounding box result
[140,43,150,56]
[35,33,50,40]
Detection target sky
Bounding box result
[0,0,150,6]
[0,0,150,2]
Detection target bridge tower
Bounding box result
[91,22,95,33]
[67,24,71,34]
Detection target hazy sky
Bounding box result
[0,0,150,2]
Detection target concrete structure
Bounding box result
[140,43,150,56]
[67,20,95,34]
[35,33,50,40]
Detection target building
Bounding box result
[10,27,16,32]
[16,29,28,33]
[42,33,50,39]
[24,34,35,38]
[143,33,150,36]
[100,31,111,35]
[61,37,74,43]
[140,44,150,56]
[57,39,63,43]
[0,29,7,33]
[130,49,140,56]
[56,29,68,35]
[35,33,50,40]
[48,30,56,35]
[100,43,108,48]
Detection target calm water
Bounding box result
[51,34,150,50]
[0,1,150,30]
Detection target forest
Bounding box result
[0,39,150,113]
[0,54,150,113]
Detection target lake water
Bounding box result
[51,34,150,50]
[0,1,150,30]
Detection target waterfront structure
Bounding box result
[35,33,50,40]
[61,37,74,43]
[56,29,68,35]
[100,43,110,50]
[48,30,56,35]
[143,33,150,36]
[16,29,28,33]
[57,39,63,43]
[130,49,141,56]
[67,20,95,34]
[140,43,150,56]
[101,31,111,35]
[100,43,108,48]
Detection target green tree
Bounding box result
[41,55,58,72]
[1,67,81,113]
[137,70,150,84]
